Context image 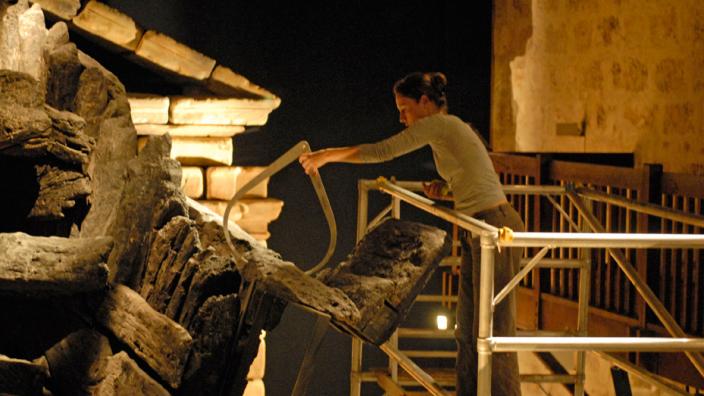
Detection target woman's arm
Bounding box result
[299,146,362,175]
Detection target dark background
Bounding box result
[90,2,493,394]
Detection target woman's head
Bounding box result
[393,72,448,127]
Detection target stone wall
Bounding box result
[492,0,704,174]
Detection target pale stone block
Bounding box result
[169,96,280,126]
[238,198,283,223]
[72,1,142,51]
[135,30,216,80]
[205,166,269,200]
[1,1,48,81]
[137,136,233,165]
[19,3,48,81]
[237,167,269,198]
[246,331,266,380]
[180,167,203,199]
[206,166,241,200]
[207,64,279,100]
[197,200,247,222]
[135,123,245,137]
[31,0,80,20]
[243,379,265,396]
[128,94,169,124]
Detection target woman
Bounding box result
[299,72,523,396]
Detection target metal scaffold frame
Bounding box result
[351,178,704,396]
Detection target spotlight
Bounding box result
[436,314,448,330]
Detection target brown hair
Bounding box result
[393,72,448,109]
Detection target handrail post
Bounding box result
[565,187,704,379]
[477,232,497,395]
[350,180,369,396]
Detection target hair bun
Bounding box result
[428,72,447,94]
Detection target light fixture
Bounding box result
[436,314,448,330]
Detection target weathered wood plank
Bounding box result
[319,219,450,344]
[44,329,112,395]
[140,216,201,313]
[0,354,48,396]
[187,198,360,325]
[134,30,216,81]
[134,123,245,137]
[72,1,143,52]
[91,352,170,396]
[30,164,91,219]
[96,284,192,388]
[169,96,279,126]
[127,94,169,125]
[179,294,239,395]
[0,233,111,295]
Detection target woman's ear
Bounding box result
[419,94,431,105]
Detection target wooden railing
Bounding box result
[489,153,704,388]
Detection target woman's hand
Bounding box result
[422,179,452,201]
[299,146,362,175]
[299,150,329,175]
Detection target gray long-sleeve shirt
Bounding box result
[357,113,506,215]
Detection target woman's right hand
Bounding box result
[422,179,452,201]
[299,150,329,175]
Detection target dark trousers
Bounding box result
[455,203,524,396]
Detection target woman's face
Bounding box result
[394,93,437,127]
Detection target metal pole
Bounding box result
[477,234,496,396]
[494,245,552,307]
[388,196,401,383]
[574,259,590,396]
[491,336,704,352]
[380,343,451,396]
[502,232,704,249]
[375,178,498,236]
[576,187,704,228]
[566,189,704,378]
[350,180,369,396]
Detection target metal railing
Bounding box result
[351,178,704,396]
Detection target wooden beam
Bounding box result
[72,1,143,52]
[92,352,170,396]
[0,233,111,295]
[0,354,48,395]
[96,284,192,388]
